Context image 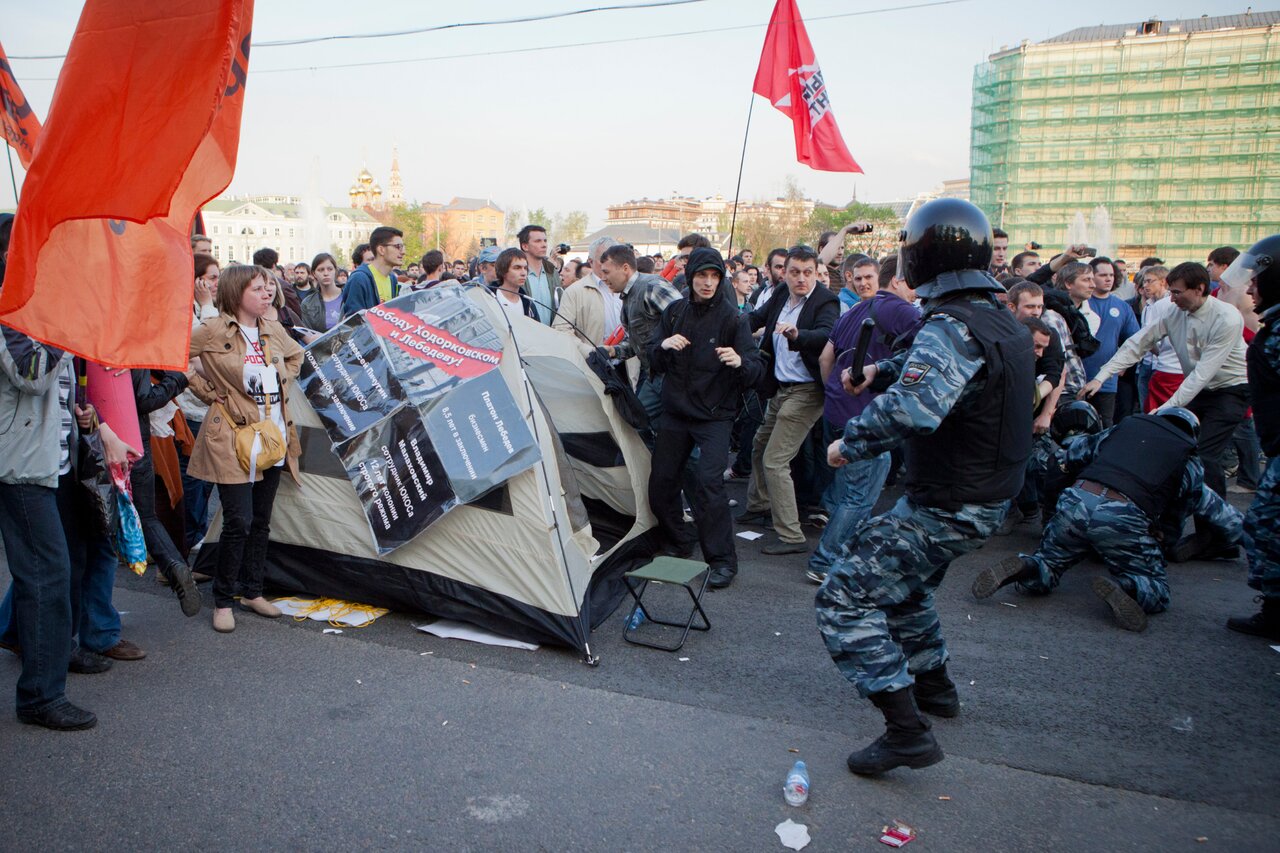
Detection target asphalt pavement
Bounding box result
[1,480,1277,851]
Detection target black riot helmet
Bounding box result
[1051,400,1103,444]
[1221,233,1280,311]
[898,198,996,298]
[1158,407,1200,441]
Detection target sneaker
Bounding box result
[728,498,739,508]
[805,569,827,585]
[723,467,746,482]
[707,565,737,589]
[761,539,808,556]
[17,698,97,731]
[68,647,112,674]
[736,510,772,527]
[162,562,202,618]
[1091,577,1148,632]
[805,510,830,529]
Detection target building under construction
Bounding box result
[970,12,1280,262]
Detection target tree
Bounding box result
[805,201,902,260]
[551,210,589,245]
[504,207,524,244]
[384,203,428,264]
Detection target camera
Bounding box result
[1027,241,1042,250]
[556,243,570,255]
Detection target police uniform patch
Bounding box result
[902,362,931,385]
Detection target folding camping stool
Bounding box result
[622,557,711,652]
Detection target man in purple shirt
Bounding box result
[808,255,921,583]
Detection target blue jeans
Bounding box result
[636,372,664,451]
[808,450,892,576]
[1136,361,1153,414]
[0,474,121,657]
[1233,416,1263,490]
[0,479,72,712]
[181,418,213,550]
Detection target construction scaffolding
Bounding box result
[970,12,1280,261]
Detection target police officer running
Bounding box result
[815,199,1035,776]
[973,407,1243,631]
[1223,234,1280,641]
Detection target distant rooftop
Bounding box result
[1042,11,1280,45]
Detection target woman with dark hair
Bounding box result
[300,253,344,333]
[187,265,303,633]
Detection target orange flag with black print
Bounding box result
[0,40,41,169]
[0,0,254,369]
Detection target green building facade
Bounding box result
[970,12,1280,263]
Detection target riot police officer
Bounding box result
[972,408,1243,631]
[816,199,1035,775]
[1223,234,1280,640]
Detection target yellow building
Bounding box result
[421,197,504,260]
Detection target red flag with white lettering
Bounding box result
[0,0,254,369]
[0,40,41,170]
[752,0,861,174]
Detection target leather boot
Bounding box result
[972,556,1038,600]
[1227,597,1280,641]
[847,688,944,775]
[913,664,960,718]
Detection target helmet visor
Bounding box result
[1220,249,1272,290]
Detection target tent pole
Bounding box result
[5,144,18,203]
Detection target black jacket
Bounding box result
[647,249,762,422]
[131,369,189,444]
[747,282,839,397]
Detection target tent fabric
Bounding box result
[195,288,658,655]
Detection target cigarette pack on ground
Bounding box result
[879,821,916,847]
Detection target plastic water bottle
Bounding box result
[626,606,646,630]
[783,760,810,806]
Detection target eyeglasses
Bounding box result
[387,243,407,251]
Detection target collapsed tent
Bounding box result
[195,285,658,659]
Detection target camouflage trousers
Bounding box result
[815,495,1006,697]
[1244,456,1280,599]
[1019,487,1170,613]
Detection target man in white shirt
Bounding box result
[1082,262,1249,558]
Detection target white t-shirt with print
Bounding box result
[241,325,287,469]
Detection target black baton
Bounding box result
[847,318,876,389]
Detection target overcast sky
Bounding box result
[4,0,1250,226]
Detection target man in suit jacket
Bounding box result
[740,244,840,554]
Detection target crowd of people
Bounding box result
[1,203,1276,753]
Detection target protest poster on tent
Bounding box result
[299,286,540,554]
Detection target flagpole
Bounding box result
[4,144,17,203]
[726,92,756,258]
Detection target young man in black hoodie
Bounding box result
[647,248,763,589]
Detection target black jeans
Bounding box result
[1186,385,1250,498]
[649,415,736,570]
[1092,392,1117,428]
[213,467,282,608]
[130,448,187,573]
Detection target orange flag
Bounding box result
[0,40,41,169]
[0,0,254,369]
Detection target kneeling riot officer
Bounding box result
[973,407,1243,631]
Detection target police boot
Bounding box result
[1091,577,1148,632]
[912,665,960,718]
[847,688,944,776]
[972,556,1038,600]
[1226,597,1280,641]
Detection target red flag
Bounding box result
[0,40,41,169]
[0,0,254,369]
[752,0,862,174]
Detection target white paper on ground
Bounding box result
[774,819,811,850]
[415,620,539,651]
[1271,645,1280,654]
[322,628,343,635]
[737,530,765,541]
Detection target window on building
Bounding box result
[1049,106,1064,118]
[213,246,221,260]
[274,227,280,236]
[1074,105,1089,117]
[288,228,295,237]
